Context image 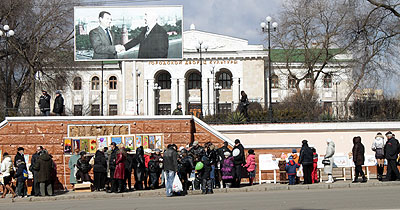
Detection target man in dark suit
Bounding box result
[89,11,125,59]
[124,12,169,59]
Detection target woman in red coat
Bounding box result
[114,149,126,193]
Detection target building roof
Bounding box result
[270,48,352,63]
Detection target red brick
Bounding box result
[43,134,64,145]
[17,124,36,134]
[170,133,191,145]
[181,121,192,133]
[144,123,163,133]
[25,135,45,145]
[163,122,181,133]
[0,123,17,134]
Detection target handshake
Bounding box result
[115,44,126,53]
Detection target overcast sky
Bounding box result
[82,0,282,45]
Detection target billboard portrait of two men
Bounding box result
[74,6,183,61]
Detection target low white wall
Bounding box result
[212,122,400,156]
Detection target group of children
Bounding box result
[285,149,319,185]
[220,149,256,187]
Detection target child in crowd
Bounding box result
[14,160,27,197]
[244,149,256,185]
[285,155,300,185]
[312,148,319,183]
[221,152,234,188]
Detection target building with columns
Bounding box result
[43,25,352,117]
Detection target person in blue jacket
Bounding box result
[285,155,300,185]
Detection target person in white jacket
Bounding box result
[372,132,386,181]
[1,153,16,198]
[324,139,335,183]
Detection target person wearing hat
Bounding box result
[232,139,245,188]
[372,132,386,181]
[53,90,64,116]
[14,147,25,167]
[38,90,51,116]
[172,102,183,115]
[177,148,193,195]
[384,131,400,181]
[221,151,234,188]
[299,140,313,184]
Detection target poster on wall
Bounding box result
[149,136,155,149]
[111,136,123,145]
[73,139,81,153]
[136,135,142,148]
[89,138,97,153]
[64,138,73,154]
[97,136,109,149]
[155,135,162,149]
[74,6,183,61]
[124,136,135,150]
[143,135,149,149]
[80,139,90,153]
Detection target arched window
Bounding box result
[305,74,312,88]
[91,76,100,90]
[271,75,279,88]
[323,74,332,88]
[156,72,171,89]
[288,76,296,89]
[73,77,82,90]
[109,76,117,90]
[217,72,232,89]
[188,72,201,89]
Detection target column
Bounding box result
[144,79,149,115]
[201,76,207,116]
[232,77,240,111]
[148,79,155,115]
[178,78,186,114]
[170,78,178,113]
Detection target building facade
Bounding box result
[43,25,352,117]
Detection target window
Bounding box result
[323,74,332,88]
[157,104,171,115]
[156,72,171,89]
[73,105,82,116]
[305,74,312,88]
[73,77,82,90]
[109,104,118,115]
[109,76,117,90]
[188,72,201,89]
[271,75,279,88]
[91,76,100,90]
[218,103,231,114]
[217,72,232,89]
[91,104,100,116]
[288,76,296,89]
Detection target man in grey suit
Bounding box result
[89,11,125,59]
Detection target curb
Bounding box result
[3,181,400,203]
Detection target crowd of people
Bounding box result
[1,131,400,198]
[288,131,400,185]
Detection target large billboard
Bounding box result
[74,5,183,61]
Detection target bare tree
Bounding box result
[0,0,79,116]
[367,0,400,18]
[271,0,357,93]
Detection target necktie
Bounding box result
[106,28,112,44]
[145,26,150,38]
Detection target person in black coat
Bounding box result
[148,149,162,189]
[232,139,245,188]
[239,91,249,119]
[14,160,27,197]
[124,148,133,191]
[352,136,367,183]
[93,150,107,191]
[53,90,64,116]
[299,140,314,184]
[384,131,400,181]
[134,146,146,190]
[217,142,231,188]
[178,149,193,195]
[124,12,169,59]
[14,147,25,167]
[30,146,43,196]
[199,154,212,194]
[38,90,51,116]
[108,142,119,193]
[76,152,92,183]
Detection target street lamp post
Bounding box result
[215,83,222,114]
[196,40,208,118]
[261,16,278,121]
[0,25,15,115]
[153,83,161,115]
[136,69,141,115]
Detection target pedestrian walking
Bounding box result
[324,139,335,183]
[38,90,51,116]
[163,144,178,197]
[53,90,64,116]
[1,153,16,198]
[244,149,256,185]
[371,132,386,181]
[352,136,367,183]
[384,131,400,181]
[299,140,313,184]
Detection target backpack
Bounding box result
[23,169,29,180]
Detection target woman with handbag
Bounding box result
[324,139,335,183]
[371,133,386,181]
